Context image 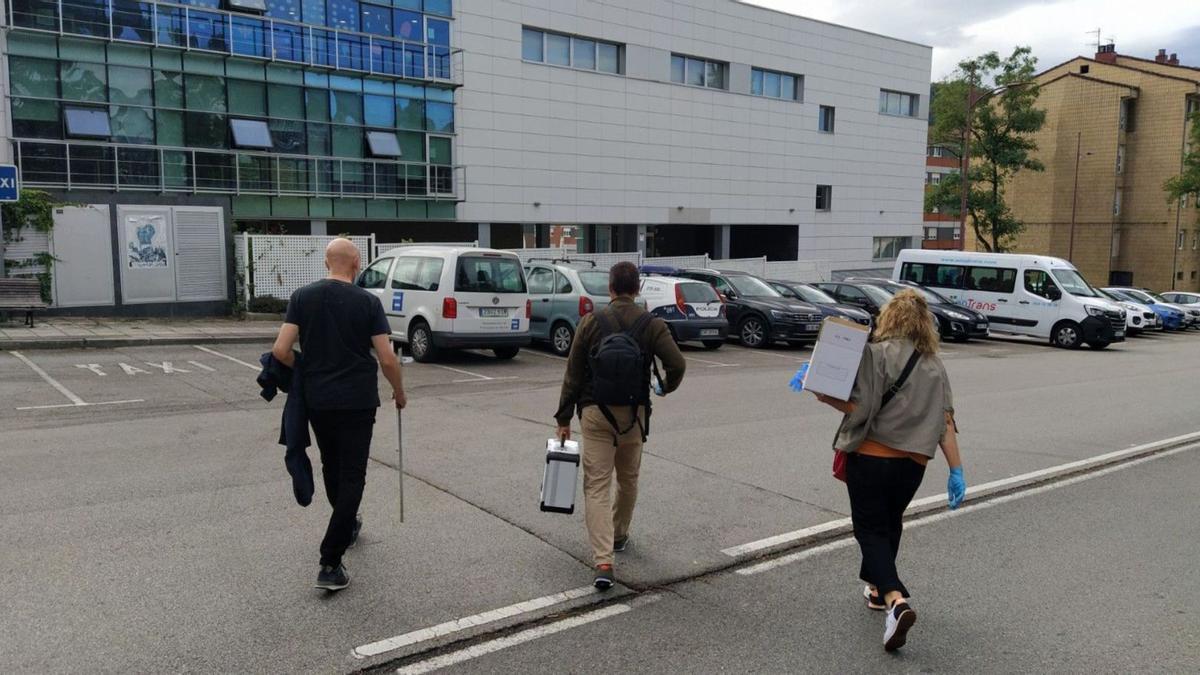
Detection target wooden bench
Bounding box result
[0,278,50,327]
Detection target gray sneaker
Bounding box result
[315,564,351,592]
[613,535,630,553]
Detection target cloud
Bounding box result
[746,0,1200,79]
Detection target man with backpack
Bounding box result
[555,262,687,590]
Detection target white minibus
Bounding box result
[892,250,1127,349]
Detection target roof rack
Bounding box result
[526,256,597,268]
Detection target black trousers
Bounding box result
[845,452,926,598]
[309,408,376,567]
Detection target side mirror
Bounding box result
[723,290,738,300]
[1046,286,1062,301]
[355,273,367,288]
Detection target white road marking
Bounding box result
[187,360,216,372]
[452,376,520,384]
[194,345,261,370]
[119,363,150,375]
[10,351,86,405]
[514,349,567,361]
[394,599,651,674]
[722,430,1200,559]
[736,442,1198,576]
[145,361,190,374]
[76,363,107,376]
[353,585,600,659]
[15,398,144,411]
[739,350,808,362]
[433,364,495,381]
[685,355,739,368]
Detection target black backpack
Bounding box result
[589,310,658,444]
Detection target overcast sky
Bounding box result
[749,0,1200,81]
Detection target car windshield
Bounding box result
[1050,269,1098,297]
[1117,288,1154,303]
[577,271,609,295]
[728,275,781,297]
[791,284,837,304]
[861,285,895,305]
[1146,292,1173,304]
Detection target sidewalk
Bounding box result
[0,316,279,349]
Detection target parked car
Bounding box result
[524,260,613,356]
[670,269,824,348]
[1103,288,1187,331]
[893,250,1126,349]
[359,246,531,362]
[1140,290,1200,328]
[1160,291,1200,309]
[639,274,728,349]
[817,279,990,342]
[766,279,873,328]
[1095,288,1157,336]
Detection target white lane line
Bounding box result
[354,585,599,659]
[685,355,739,368]
[722,429,1200,558]
[193,345,260,371]
[452,376,520,384]
[394,600,649,674]
[187,360,216,372]
[433,364,494,381]
[16,398,145,411]
[10,351,87,406]
[516,349,567,361]
[737,442,1198,576]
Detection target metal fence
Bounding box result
[236,233,375,304]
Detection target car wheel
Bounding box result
[493,346,520,360]
[1087,341,1110,350]
[1051,321,1083,349]
[738,316,767,348]
[702,340,724,350]
[550,321,575,357]
[409,321,438,363]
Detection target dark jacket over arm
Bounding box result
[554,297,687,426]
[258,351,315,507]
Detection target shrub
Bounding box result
[248,295,289,314]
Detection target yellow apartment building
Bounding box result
[966,46,1200,291]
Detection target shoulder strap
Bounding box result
[880,350,922,410]
[627,312,654,339]
[595,309,619,338]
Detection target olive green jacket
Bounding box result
[555,297,687,426]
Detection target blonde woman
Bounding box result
[815,288,966,652]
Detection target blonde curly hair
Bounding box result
[872,288,940,354]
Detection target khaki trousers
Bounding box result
[580,405,645,567]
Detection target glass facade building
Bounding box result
[5,0,460,222]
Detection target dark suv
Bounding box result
[673,269,824,348]
[767,279,873,328]
[816,279,989,341]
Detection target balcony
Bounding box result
[14,138,465,201]
[7,0,462,85]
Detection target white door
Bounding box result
[117,206,175,304]
[1012,269,1059,338]
[50,205,114,308]
[172,207,227,302]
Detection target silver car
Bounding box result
[524,261,614,356]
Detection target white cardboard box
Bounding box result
[803,317,870,401]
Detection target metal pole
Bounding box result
[396,408,404,523]
[1068,131,1081,261]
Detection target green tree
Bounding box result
[1164,111,1200,210]
[926,47,1046,252]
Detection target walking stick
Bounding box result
[397,408,404,523]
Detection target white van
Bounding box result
[892,250,1127,349]
[357,246,531,362]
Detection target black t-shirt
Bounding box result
[285,279,390,410]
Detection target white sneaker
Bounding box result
[883,602,916,652]
[863,585,886,611]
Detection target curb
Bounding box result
[0,335,276,350]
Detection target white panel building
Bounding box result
[456,0,932,270]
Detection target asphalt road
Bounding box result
[431,444,1200,674]
[1,329,1198,672]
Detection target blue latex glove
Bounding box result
[947,466,966,510]
[653,378,665,397]
[789,363,810,392]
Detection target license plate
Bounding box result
[1115,330,1125,337]
[700,328,719,337]
[479,308,507,318]
[977,323,987,329]
[805,324,820,332]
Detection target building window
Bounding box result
[815,184,832,212]
[929,145,944,157]
[924,227,938,240]
[1116,144,1125,174]
[522,27,622,74]
[1179,230,1187,250]
[750,67,801,101]
[64,106,112,138]
[818,105,835,132]
[926,172,942,186]
[229,119,273,149]
[879,89,919,117]
[873,236,912,261]
[366,130,403,157]
[671,54,726,89]
[1113,189,1122,217]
